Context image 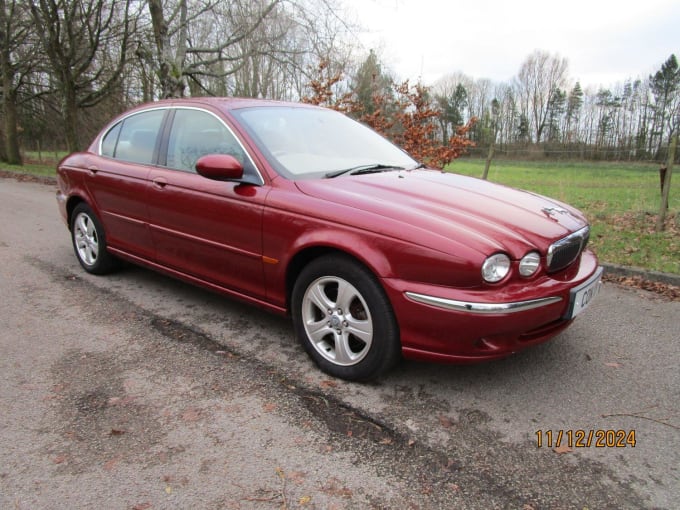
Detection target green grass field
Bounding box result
[0,151,66,176]
[449,158,679,274]
[2,156,678,274]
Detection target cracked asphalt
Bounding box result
[1,177,678,509]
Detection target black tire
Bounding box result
[291,254,400,381]
[70,203,119,275]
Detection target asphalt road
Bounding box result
[1,177,678,509]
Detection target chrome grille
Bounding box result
[547,226,589,273]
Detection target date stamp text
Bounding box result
[536,429,636,448]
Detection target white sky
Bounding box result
[341,0,680,90]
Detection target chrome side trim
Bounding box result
[405,292,563,314]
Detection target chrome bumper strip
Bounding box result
[405,292,563,314]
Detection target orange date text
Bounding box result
[535,429,636,448]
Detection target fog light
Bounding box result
[519,251,541,277]
[482,253,511,283]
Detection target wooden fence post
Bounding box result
[482,141,495,180]
[656,134,676,232]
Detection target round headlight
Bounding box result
[519,251,541,277]
[482,253,511,283]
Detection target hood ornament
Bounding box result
[542,206,570,220]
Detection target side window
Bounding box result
[166,109,252,174]
[101,122,122,157]
[112,110,165,165]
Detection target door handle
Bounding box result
[152,177,168,188]
[87,166,98,175]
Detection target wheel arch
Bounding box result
[284,244,390,313]
[65,195,88,229]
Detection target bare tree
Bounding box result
[147,0,281,98]
[649,55,680,158]
[214,0,294,98]
[515,50,568,144]
[29,0,134,151]
[0,0,35,163]
[226,0,356,101]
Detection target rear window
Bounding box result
[100,109,165,165]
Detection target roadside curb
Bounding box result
[602,262,680,287]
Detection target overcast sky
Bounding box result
[341,0,680,90]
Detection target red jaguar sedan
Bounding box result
[56,97,602,380]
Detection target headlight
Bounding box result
[482,253,511,283]
[519,251,541,277]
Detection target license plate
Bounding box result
[565,266,603,319]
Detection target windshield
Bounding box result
[231,106,418,179]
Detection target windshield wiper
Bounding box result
[325,163,404,178]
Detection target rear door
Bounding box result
[146,107,268,299]
[85,108,167,260]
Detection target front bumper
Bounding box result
[382,250,601,363]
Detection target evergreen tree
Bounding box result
[565,82,584,143]
[351,49,393,116]
[546,88,566,142]
[516,114,530,144]
[435,83,468,144]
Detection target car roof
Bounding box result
[133,97,320,114]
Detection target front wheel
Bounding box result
[70,203,119,274]
[292,255,400,381]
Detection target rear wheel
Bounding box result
[70,203,119,274]
[292,254,400,381]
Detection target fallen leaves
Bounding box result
[180,408,202,422]
[439,415,455,428]
[553,445,573,454]
[321,478,353,499]
[103,457,121,471]
[0,169,56,185]
[603,274,680,301]
[108,396,136,406]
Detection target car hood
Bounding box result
[295,169,588,258]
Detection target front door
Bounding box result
[146,108,267,300]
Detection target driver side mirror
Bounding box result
[195,154,244,181]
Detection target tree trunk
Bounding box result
[62,85,80,152]
[0,0,21,164]
[2,88,22,164]
[149,0,186,98]
[482,141,495,180]
[0,127,7,162]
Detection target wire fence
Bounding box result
[464,145,677,165]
